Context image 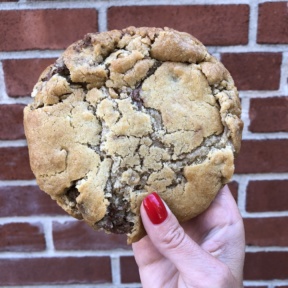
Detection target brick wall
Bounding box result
[0,0,287,287]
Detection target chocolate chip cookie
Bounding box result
[24,27,243,243]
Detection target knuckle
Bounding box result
[161,222,186,250]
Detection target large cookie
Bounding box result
[24,27,243,243]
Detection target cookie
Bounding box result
[24,27,243,244]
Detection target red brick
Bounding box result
[258,2,288,44]
[0,186,65,217]
[0,104,25,139]
[3,58,56,97]
[244,217,288,247]
[221,53,282,90]
[235,140,288,174]
[0,222,45,252]
[108,5,249,46]
[246,180,288,212]
[228,181,238,202]
[53,221,130,251]
[0,9,97,51]
[120,256,140,283]
[0,257,111,285]
[244,252,288,280]
[0,147,34,180]
[249,97,288,132]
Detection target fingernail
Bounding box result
[143,192,168,224]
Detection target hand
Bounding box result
[132,185,245,288]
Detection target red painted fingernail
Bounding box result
[143,192,168,224]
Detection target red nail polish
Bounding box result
[143,192,168,224]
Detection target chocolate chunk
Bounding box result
[66,185,80,203]
[96,196,133,234]
[131,87,143,109]
[55,62,70,77]
[41,67,54,82]
[82,34,92,48]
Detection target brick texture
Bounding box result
[0,104,25,139]
[53,221,130,251]
[244,252,288,280]
[0,1,287,287]
[235,140,288,174]
[246,180,288,212]
[0,257,111,285]
[0,186,65,217]
[3,58,56,97]
[0,9,98,51]
[249,97,288,132]
[0,147,34,180]
[221,53,282,90]
[258,2,288,44]
[120,256,140,283]
[0,222,45,252]
[108,5,249,46]
[244,217,288,246]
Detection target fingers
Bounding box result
[206,185,245,283]
[194,185,245,284]
[139,192,228,282]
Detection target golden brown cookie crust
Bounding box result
[24,27,243,244]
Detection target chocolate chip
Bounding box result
[66,185,80,203]
[55,62,70,77]
[83,34,92,48]
[96,196,133,234]
[131,87,143,109]
[41,67,54,82]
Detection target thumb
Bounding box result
[141,192,228,282]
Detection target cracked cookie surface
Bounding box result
[24,27,243,243]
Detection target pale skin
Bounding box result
[133,185,245,288]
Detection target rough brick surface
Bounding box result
[246,180,288,212]
[244,252,288,280]
[108,5,249,45]
[0,257,111,285]
[249,97,288,132]
[3,58,56,97]
[0,9,98,51]
[0,222,45,252]
[0,104,25,139]
[235,140,288,173]
[258,2,288,44]
[0,186,65,217]
[0,147,34,180]
[0,2,287,287]
[221,53,282,90]
[245,217,288,246]
[120,256,140,283]
[53,221,130,251]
